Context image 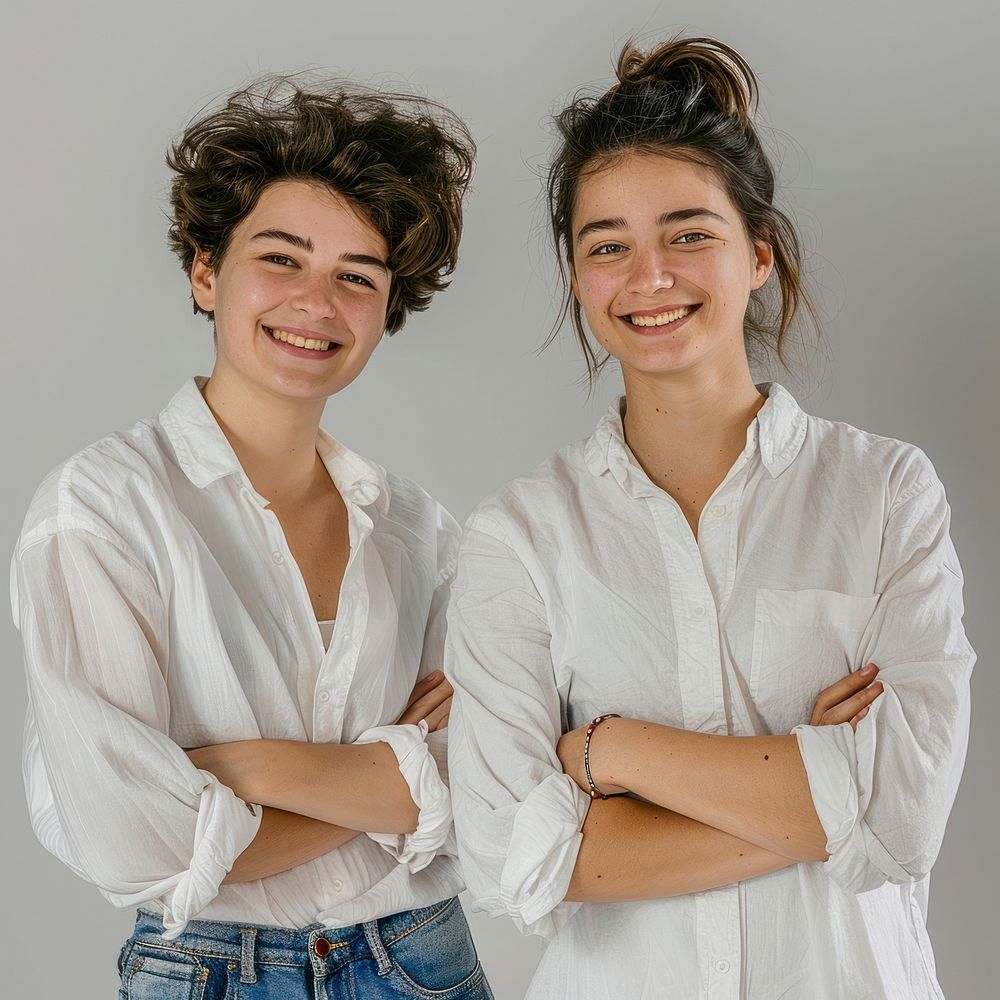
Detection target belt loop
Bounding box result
[362,919,392,976]
[240,927,258,985]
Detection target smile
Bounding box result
[263,325,339,353]
[626,305,695,327]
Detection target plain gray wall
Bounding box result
[3,1,996,996]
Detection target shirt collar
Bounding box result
[159,377,391,514]
[583,381,808,488]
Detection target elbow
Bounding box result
[822,820,941,895]
[72,853,168,899]
[800,823,833,864]
[400,799,420,836]
[801,845,831,864]
[888,838,940,886]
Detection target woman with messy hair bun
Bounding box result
[446,36,972,998]
[13,77,494,998]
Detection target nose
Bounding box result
[626,246,676,296]
[288,273,337,320]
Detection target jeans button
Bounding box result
[314,937,332,957]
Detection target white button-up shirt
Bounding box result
[446,382,973,1000]
[12,377,463,938]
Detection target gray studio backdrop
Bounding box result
[3,1,996,997]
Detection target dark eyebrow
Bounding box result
[250,229,314,253]
[575,208,731,246]
[340,252,389,273]
[575,217,628,246]
[657,208,730,227]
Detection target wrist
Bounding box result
[589,716,632,794]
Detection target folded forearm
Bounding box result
[565,796,793,902]
[601,720,829,861]
[191,740,419,835]
[224,807,361,884]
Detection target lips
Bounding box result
[263,325,340,353]
[619,304,700,332]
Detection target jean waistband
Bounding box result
[131,897,457,975]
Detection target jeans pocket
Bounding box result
[384,898,490,998]
[120,946,209,1000]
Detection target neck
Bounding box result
[201,366,329,505]
[621,359,765,485]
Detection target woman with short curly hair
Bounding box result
[13,77,493,998]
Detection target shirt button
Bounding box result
[693,605,705,617]
[333,879,344,892]
[271,551,284,565]
[318,690,331,703]
[715,959,731,974]
[714,505,727,517]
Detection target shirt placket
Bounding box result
[257,488,375,909]
[247,477,373,744]
[644,459,750,1000]
[694,469,749,1000]
[313,499,373,743]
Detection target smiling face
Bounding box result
[190,179,391,405]
[570,151,773,383]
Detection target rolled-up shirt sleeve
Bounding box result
[445,514,590,939]
[354,719,452,871]
[354,501,460,872]
[13,528,261,938]
[793,457,974,894]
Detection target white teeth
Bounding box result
[628,306,692,327]
[267,327,333,351]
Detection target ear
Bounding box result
[751,239,774,291]
[189,252,217,312]
[570,260,582,303]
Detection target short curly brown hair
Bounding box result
[166,76,475,334]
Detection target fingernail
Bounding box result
[427,670,442,680]
[860,663,876,676]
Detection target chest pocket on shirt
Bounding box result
[750,588,879,734]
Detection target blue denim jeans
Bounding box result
[117,898,493,999]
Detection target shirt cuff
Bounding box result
[793,721,907,893]
[498,772,590,937]
[158,772,262,939]
[354,721,452,873]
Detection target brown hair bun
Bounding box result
[614,36,757,123]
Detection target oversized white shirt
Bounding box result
[12,377,463,938]
[446,382,973,1000]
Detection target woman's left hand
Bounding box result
[556,718,629,798]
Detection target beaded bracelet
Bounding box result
[583,713,621,799]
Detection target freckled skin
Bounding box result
[569,153,772,382]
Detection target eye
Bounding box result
[590,242,628,256]
[262,253,297,267]
[673,232,711,245]
[339,273,376,288]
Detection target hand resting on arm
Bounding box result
[189,670,454,884]
[559,665,884,902]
